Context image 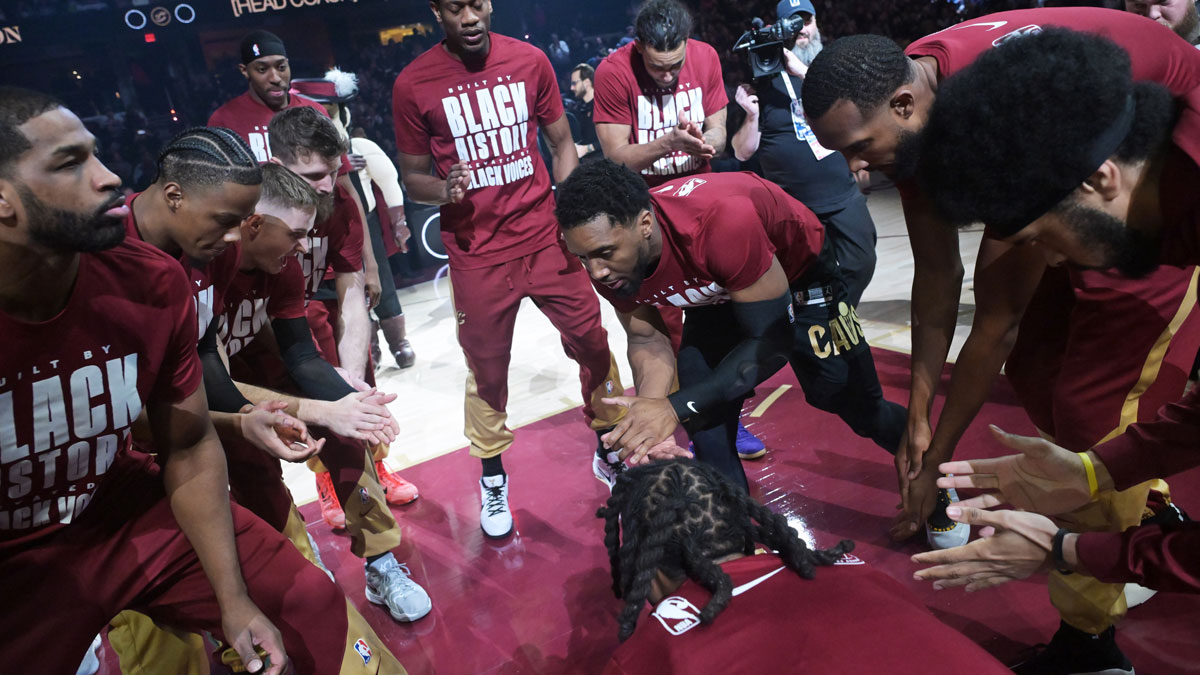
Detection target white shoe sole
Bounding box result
[365,586,433,622]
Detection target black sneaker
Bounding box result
[1012,622,1134,675]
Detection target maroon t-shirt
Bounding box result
[594,172,824,314]
[300,183,365,298]
[604,552,1010,674]
[208,91,352,175]
[217,257,307,358]
[593,39,728,187]
[0,239,201,548]
[906,7,1200,163]
[392,33,563,269]
[125,193,242,340]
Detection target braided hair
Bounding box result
[155,126,261,190]
[596,460,853,642]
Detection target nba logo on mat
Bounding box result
[835,553,865,566]
[354,638,372,664]
[652,596,701,636]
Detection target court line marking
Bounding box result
[749,384,792,418]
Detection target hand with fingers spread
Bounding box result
[911,506,1063,592]
[221,596,288,675]
[346,152,368,172]
[600,395,681,464]
[936,425,1105,515]
[444,161,472,204]
[240,402,324,462]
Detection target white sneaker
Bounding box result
[76,634,101,675]
[480,475,513,538]
[592,451,627,492]
[926,487,970,550]
[364,554,432,622]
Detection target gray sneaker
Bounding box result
[365,554,432,622]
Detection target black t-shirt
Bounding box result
[756,73,858,214]
[577,98,599,152]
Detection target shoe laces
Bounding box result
[483,484,508,516]
[375,559,420,594]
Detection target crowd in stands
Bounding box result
[73,0,1063,192]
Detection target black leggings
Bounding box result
[678,272,905,490]
[366,208,404,320]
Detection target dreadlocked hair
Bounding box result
[155,126,261,189]
[596,459,853,642]
[802,34,912,122]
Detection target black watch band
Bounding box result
[1052,527,1074,575]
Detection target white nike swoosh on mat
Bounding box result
[732,566,785,597]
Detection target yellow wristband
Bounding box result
[1077,451,1099,499]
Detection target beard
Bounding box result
[1176,3,1200,45]
[1059,203,1162,278]
[21,185,126,253]
[791,29,823,67]
[891,128,921,182]
[315,192,336,224]
[613,244,653,298]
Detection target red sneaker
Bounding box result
[314,471,346,529]
[376,461,419,505]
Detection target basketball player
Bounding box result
[558,160,910,499]
[801,9,1200,671]
[0,86,403,674]
[210,30,416,515]
[392,0,628,539]
[592,0,767,459]
[907,28,1200,594]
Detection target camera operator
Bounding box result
[593,0,728,187]
[570,64,602,160]
[731,0,878,305]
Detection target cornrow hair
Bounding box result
[259,162,321,213]
[596,459,853,642]
[155,126,262,189]
[802,34,913,122]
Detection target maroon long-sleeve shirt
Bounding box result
[1077,147,1200,591]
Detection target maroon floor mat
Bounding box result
[98,348,1200,674]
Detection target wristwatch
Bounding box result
[1052,528,1074,575]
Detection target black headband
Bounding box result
[241,31,287,65]
[989,93,1136,237]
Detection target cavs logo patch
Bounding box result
[652,596,702,636]
[354,638,372,665]
[456,310,467,325]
